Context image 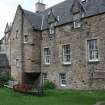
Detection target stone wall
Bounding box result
[9,5,105,90]
[10,6,24,82]
[41,13,105,90]
[22,16,41,73]
[10,6,41,83]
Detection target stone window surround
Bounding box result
[62,44,71,65]
[86,38,100,63]
[43,47,51,65]
[59,73,67,87]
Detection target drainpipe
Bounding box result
[40,15,44,91]
[20,7,24,83]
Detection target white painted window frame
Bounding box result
[44,47,51,65]
[49,23,55,35]
[87,38,99,62]
[62,44,71,65]
[59,73,66,87]
[73,13,81,29]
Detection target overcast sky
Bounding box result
[0,0,65,39]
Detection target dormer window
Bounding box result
[49,23,55,35]
[73,13,81,29]
[47,9,58,36]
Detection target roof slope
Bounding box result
[23,10,42,30]
[23,0,105,30]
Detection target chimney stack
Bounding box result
[35,0,45,13]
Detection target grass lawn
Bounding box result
[0,88,105,105]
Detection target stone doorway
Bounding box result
[24,73,41,89]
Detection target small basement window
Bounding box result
[59,73,66,87]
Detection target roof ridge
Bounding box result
[23,9,42,16]
[41,0,66,13]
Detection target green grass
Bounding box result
[0,88,105,105]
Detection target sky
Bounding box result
[0,0,65,39]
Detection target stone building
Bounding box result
[3,0,105,89]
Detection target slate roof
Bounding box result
[23,10,42,30]
[22,0,105,30]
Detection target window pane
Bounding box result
[73,14,81,28]
[49,23,54,34]
[62,80,66,84]
[44,48,50,55]
[61,74,66,79]
[87,39,98,61]
[44,48,51,64]
[73,14,80,21]
[24,35,28,42]
[59,73,66,86]
[43,73,48,81]
[63,45,70,63]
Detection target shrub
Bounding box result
[43,80,55,90]
[13,83,32,93]
[0,75,10,86]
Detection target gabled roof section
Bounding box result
[47,9,58,24]
[10,5,23,34]
[70,0,85,14]
[23,9,42,30]
[41,0,73,30]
